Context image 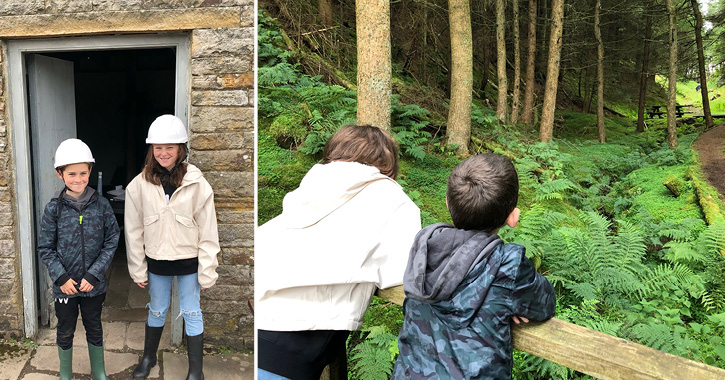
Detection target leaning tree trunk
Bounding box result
[356,0,391,131]
[691,0,713,128]
[636,2,652,133]
[539,0,565,143]
[511,0,522,124]
[521,0,537,124]
[665,0,678,147]
[447,0,473,154]
[496,0,508,122]
[595,0,605,143]
[319,0,334,27]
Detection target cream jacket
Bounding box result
[256,161,421,331]
[125,164,220,288]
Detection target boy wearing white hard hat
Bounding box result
[37,138,120,380]
[125,115,220,380]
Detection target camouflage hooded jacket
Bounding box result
[392,223,555,380]
[38,188,120,299]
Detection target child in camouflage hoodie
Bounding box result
[38,139,120,380]
[393,153,556,380]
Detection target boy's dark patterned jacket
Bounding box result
[38,188,120,299]
[393,223,556,380]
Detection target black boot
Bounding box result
[185,333,204,380]
[133,324,164,379]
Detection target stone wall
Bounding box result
[0,1,255,348]
[0,42,23,338]
[189,26,255,348]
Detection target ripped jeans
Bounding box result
[147,272,203,336]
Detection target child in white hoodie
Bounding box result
[256,125,421,380]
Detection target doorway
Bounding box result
[8,35,190,343]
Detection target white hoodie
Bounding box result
[256,161,421,331]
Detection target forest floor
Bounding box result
[694,120,725,201]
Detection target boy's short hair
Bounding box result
[322,125,399,179]
[446,153,519,231]
[56,162,93,174]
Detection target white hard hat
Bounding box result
[146,115,188,144]
[54,139,95,168]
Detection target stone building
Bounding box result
[0,1,254,348]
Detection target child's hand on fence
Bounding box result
[512,316,529,324]
[60,279,78,295]
[78,278,94,292]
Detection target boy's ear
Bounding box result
[505,207,520,228]
[56,169,64,180]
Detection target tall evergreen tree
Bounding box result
[636,1,653,133]
[511,0,522,124]
[540,0,565,142]
[496,0,509,122]
[356,0,392,131]
[691,0,713,128]
[666,0,678,147]
[521,0,538,125]
[319,0,333,26]
[447,0,473,153]
[595,0,605,143]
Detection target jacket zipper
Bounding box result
[58,189,96,296]
[79,213,85,295]
[77,197,94,296]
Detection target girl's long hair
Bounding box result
[141,144,188,187]
[321,125,399,179]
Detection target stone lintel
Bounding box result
[0,7,241,38]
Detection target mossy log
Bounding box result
[689,153,725,227]
[662,175,685,197]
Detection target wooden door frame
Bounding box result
[7,34,190,341]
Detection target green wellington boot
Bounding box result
[88,344,110,380]
[58,346,73,380]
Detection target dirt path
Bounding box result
[693,121,725,202]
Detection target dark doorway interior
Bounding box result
[45,48,176,189]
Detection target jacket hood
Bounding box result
[279,161,394,228]
[182,163,204,184]
[52,186,96,200]
[404,223,502,327]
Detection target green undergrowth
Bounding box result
[259,12,725,379]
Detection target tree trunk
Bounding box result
[595,0,605,143]
[521,0,537,124]
[481,23,492,94]
[636,1,652,133]
[511,0,522,124]
[422,3,429,82]
[447,0,473,154]
[319,0,334,27]
[356,0,392,131]
[665,0,678,147]
[496,0,508,122]
[539,0,565,143]
[691,0,713,128]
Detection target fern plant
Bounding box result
[350,325,399,380]
[390,98,435,160]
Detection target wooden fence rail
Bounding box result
[374,286,725,380]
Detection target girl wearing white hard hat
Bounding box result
[124,115,220,380]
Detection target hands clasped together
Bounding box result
[60,278,94,295]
